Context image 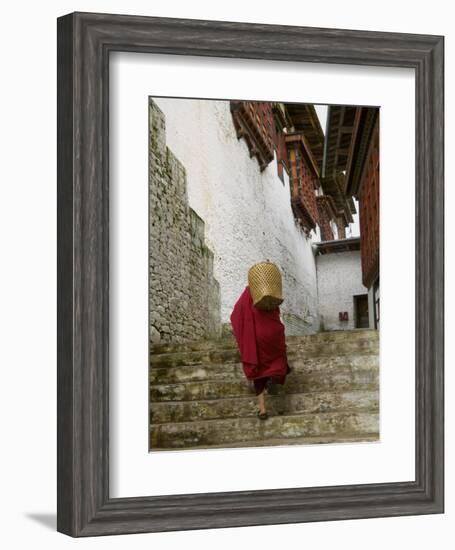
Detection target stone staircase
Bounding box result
[149,329,379,450]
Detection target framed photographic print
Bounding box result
[147,96,381,451]
[57,11,444,536]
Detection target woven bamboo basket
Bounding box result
[248,260,283,310]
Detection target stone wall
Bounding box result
[149,99,221,345]
[152,97,320,337]
[316,250,368,331]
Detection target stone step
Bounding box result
[151,329,379,355]
[150,339,379,369]
[150,410,379,449]
[150,389,379,423]
[150,353,378,384]
[150,368,379,402]
[150,432,380,451]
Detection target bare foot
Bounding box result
[257,390,267,415]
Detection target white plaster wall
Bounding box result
[153,97,319,332]
[316,250,368,330]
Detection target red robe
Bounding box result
[230,286,289,381]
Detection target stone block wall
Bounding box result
[151,97,321,337]
[149,99,221,345]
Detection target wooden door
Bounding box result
[354,294,369,328]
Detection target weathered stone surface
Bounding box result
[150,371,377,402]
[150,328,378,355]
[149,329,380,449]
[150,411,379,449]
[150,326,161,345]
[150,355,378,384]
[149,99,221,345]
[150,339,378,368]
[151,390,378,423]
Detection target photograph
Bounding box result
[0,0,446,543]
[149,97,380,451]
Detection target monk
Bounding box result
[230,285,291,420]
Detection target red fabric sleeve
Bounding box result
[229,286,258,366]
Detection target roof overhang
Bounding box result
[314,236,361,255]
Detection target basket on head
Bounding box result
[248,261,283,310]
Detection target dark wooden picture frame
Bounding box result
[57,11,444,536]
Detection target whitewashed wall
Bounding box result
[316,250,368,330]
[153,97,320,333]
